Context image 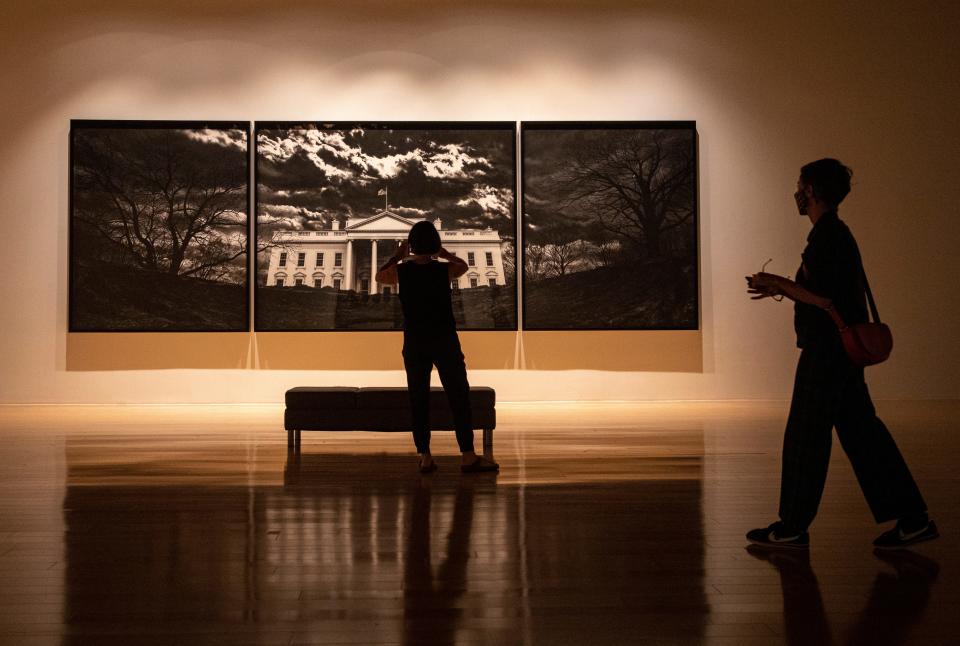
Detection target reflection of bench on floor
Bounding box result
[284,387,496,452]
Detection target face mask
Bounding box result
[794,189,808,216]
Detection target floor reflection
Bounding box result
[745,546,833,645]
[747,545,939,646]
[60,444,707,644]
[403,477,480,646]
[847,551,939,646]
[0,403,949,644]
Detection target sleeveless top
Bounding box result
[397,260,456,335]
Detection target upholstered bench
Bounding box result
[284,387,496,452]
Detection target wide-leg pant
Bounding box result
[402,330,474,454]
[779,346,927,532]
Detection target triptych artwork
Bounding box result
[69,120,697,332]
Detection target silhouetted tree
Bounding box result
[556,129,694,259]
[500,239,516,282]
[544,235,582,277]
[73,129,248,281]
[524,244,549,281]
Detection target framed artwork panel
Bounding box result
[69,120,250,332]
[255,121,518,331]
[521,121,698,330]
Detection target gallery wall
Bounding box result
[0,0,958,403]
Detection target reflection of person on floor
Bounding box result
[744,159,936,550]
[403,478,476,645]
[845,550,939,645]
[747,545,939,646]
[377,220,499,474]
[746,545,833,646]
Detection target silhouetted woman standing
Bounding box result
[377,221,499,474]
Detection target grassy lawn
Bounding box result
[71,263,247,331]
[256,284,517,330]
[524,259,697,329]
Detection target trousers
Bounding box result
[779,346,927,531]
[402,330,474,454]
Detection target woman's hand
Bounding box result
[746,271,833,309]
[746,271,785,300]
[439,247,468,278]
[394,241,409,260]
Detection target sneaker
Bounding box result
[873,520,939,550]
[746,521,809,550]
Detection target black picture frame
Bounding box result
[520,121,699,331]
[254,121,519,332]
[69,120,252,332]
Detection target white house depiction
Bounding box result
[265,210,507,295]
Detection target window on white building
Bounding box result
[316,252,324,266]
[276,278,285,287]
[470,277,478,288]
[294,278,304,287]
[450,279,459,291]
[335,252,343,267]
[360,278,369,293]
[278,252,287,267]
[485,251,494,266]
[297,253,306,267]
[333,278,342,290]
[488,278,497,287]
[313,278,323,288]
[467,252,475,266]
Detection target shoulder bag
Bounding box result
[824,256,893,367]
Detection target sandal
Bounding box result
[460,457,499,473]
[419,460,438,474]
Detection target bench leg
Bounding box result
[294,429,302,450]
[287,429,294,449]
[482,428,493,454]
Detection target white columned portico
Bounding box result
[370,240,378,295]
[268,215,504,293]
[345,240,354,290]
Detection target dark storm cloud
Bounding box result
[256,125,515,236]
[522,127,695,246]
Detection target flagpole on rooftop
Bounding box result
[377,186,389,212]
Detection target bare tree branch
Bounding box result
[73,129,248,281]
[547,129,694,259]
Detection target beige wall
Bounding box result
[0,1,957,403]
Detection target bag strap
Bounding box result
[824,235,881,329]
[862,269,881,324]
[851,238,881,324]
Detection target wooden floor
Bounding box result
[0,401,957,645]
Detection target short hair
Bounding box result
[408,220,441,255]
[800,158,853,207]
